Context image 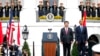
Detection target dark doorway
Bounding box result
[43,0,59,6]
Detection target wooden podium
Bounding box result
[42,32,59,56]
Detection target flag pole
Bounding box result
[7,35,8,56]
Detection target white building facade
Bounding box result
[1,0,100,56]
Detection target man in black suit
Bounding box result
[75,20,88,56]
[78,1,85,17]
[60,21,73,56]
[51,2,58,16]
[91,3,96,17]
[38,1,44,16]
[16,1,22,17]
[97,3,100,17]
[9,40,18,56]
[86,2,91,17]
[45,2,51,15]
[0,2,3,17]
[4,2,10,17]
[59,3,65,17]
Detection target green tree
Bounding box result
[71,42,78,56]
[22,41,31,56]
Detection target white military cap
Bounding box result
[92,44,100,52]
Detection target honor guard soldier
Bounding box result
[45,2,51,15]
[10,2,16,17]
[0,2,3,18]
[59,3,65,17]
[91,3,96,17]
[38,1,44,16]
[16,1,22,17]
[86,2,91,17]
[97,3,100,17]
[51,2,58,16]
[4,2,10,17]
[78,1,85,17]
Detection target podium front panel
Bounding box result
[43,43,57,56]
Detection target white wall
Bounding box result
[2,0,100,56]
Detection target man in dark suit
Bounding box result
[59,3,65,17]
[38,1,44,16]
[51,2,58,16]
[78,1,85,17]
[4,2,10,17]
[97,3,100,17]
[45,2,51,15]
[86,2,91,17]
[91,3,96,17]
[16,1,22,17]
[60,21,73,56]
[75,20,88,56]
[0,2,3,17]
[9,40,18,56]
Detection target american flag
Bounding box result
[6,10,15,45]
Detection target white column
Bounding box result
[23,0,36,9]
[20,0,37,26]
[64,0,81,25]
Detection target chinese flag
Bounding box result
[17,21,20,46]
[0,21,3,44]
[82,9,87,26]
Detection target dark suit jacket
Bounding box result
[75,26,88,43]
[60,27,73,43]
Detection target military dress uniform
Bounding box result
[0,6,3,17]
[91,6,96,17]
[16,5,22,17]
[45,5,51,15]
[10,5,16,17]
[38,5,44,16]
[51,5,58,16]
[97,7,100,17]
[78,5,85,17]
[4,6,10,17]
[86,6,91,17]
[59,6,65,17]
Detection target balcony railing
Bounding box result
[36,9,66,22]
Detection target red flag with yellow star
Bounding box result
[82,9,87,26]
